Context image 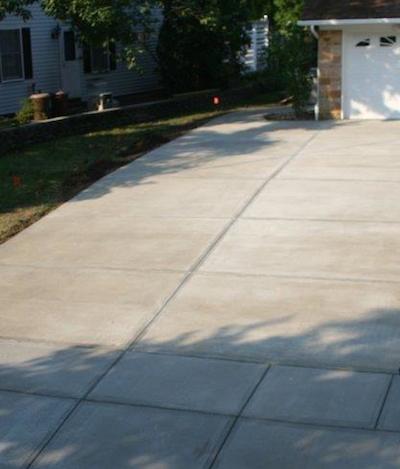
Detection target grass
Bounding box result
[0,91,282,243]
[0,116,18,130]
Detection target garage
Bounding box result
[343,31,400,119]
[299,0,400,120]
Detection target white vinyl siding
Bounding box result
[243,17,269,72]
[84,41,160,99]
[0,5,161,115]
[83,11,162,100]
[0,4,60,115]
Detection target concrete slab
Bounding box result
[90,351,265,414]
[283,146,400,167]
[303,138,400,157]
[0,390,74,468]
[103,120,316,184]
[244,179,400,222]
[280,156,400,182]
[188,113,320,141]
[214,419,400,469]
[137,273,400,371]
[378,376,400,431]
[0,216,227,271]
[0,339,118,398]
[300,120,400,151]
[0,266,183,346]
[303,139,400,155]
[152,115,318,153]
[243,366,390,428]
[285,167,400,182]
[32,402,232,469]
[119,151,288,180]
[48,176,261,219]
[200,219,400,282]
[278,120,400,181]
[138,136,305,162]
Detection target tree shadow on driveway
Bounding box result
[0,306,400,467]
[67,118,329,204]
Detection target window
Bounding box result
[0,28,32,82]
[356,38,371,47]
[0,29,23,80]
[83,42,117,74]
[136,31,150,44]
[91,46,109,73]
[380,36,397,47]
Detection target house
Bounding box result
[299,0,400,120]
[243,16,269,73]
[0,4,161,115]
[0,6,268,116]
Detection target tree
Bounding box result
[265,0,316,116]
[157,0,270,92]
[0,0,156,68]
[268,25,314,115]
[157,3,226,92]
[1,0,309,93]
[273,0,304,33]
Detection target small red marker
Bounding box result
[12,176,22,188]
[213,96,221,106]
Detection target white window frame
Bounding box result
[0,27,25,83]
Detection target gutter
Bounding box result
[298,18,400,26]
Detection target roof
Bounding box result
[301,0,400,22]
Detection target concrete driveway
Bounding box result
[1,108,400,467]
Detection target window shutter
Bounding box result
[109,41,117,71]
[22,28,33,79]
[64,31,76,61]
[83,44,92,73]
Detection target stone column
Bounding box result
[318,30,342,119]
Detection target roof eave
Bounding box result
[298,18,400,26]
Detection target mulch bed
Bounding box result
[264,111,315,121]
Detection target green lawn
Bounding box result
[0,116,18,130]
[0,92,282,243]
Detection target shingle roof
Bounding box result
[301,0,400,21]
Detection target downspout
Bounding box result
[310,25,320,120]
[310,25,319,40]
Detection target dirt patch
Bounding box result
[117,133,172,158]
[264,111,315,121]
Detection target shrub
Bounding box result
[266,26,315,116]
[16,98,34,125]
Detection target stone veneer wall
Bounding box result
[318,30,343,119]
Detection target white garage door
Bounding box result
[343,32,400,119]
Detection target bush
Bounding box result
[266,27,316,116]
[16,98,33,125]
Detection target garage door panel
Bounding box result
[344,32,400,119]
